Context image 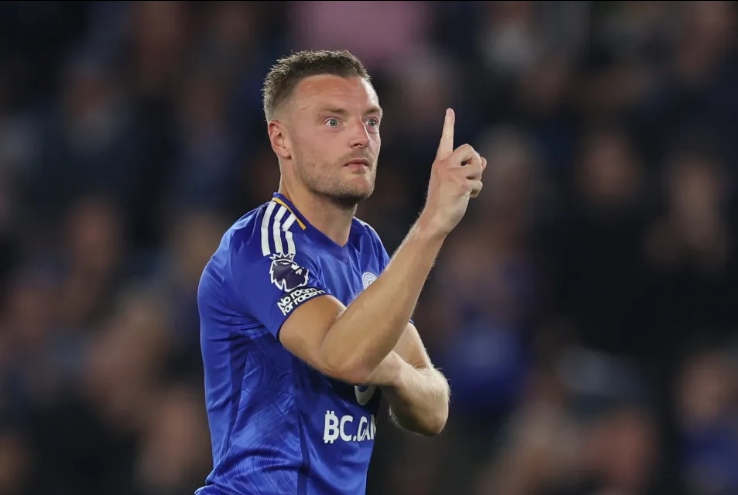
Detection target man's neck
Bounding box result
[279,185,356,247]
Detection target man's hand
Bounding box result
[362,324,450,436]
[418,108,487,238]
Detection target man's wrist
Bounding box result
[412,214,448,245]
[366,352,406,388]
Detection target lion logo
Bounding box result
[269,253,309,292]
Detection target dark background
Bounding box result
[1,2,738,494]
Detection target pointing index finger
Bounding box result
[436,108,455,159]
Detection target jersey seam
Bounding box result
[295,369,310,495]
[209,338,250,487]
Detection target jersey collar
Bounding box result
[271,193,308,231]
[271,192,354,262]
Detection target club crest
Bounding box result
[362,272,377,289]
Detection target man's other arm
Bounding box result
[375,324,450,436]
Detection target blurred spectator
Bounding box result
[290,1,432,74]
[56,196,127,332]
[0,429,30,495]
[677,348,738,495]
[475,361,658,495]
[133,385,210,495]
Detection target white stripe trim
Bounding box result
[261,201,277,256]
[282,214,297,254]
[272,206,287,254]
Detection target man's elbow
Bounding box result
[422,406,449,436]
[321,351,372,385]
[394,402,449,436]
[424,373,450,435]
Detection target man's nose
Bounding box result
[349,121,370,148]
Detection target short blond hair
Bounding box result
[262,50,370,121]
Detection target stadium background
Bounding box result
[1,1,738,494]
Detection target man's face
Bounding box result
[283,75,382,208]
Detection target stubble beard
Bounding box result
[296,160,376,210]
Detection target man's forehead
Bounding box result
[292,75,379,111]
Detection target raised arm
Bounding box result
[278,109,486,385]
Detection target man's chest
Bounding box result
[317,249,382,306]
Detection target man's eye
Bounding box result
[367,118,379,128]
[326,118,339,127]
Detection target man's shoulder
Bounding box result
[222,200,312,263]
[353,217,390,256]
[352,217,382,242]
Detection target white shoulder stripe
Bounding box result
[261,201,277,256]
[272,206,288,254]
[282,214,297,254]
[261,202,301,257]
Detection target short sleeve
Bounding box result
[227,235,329,339]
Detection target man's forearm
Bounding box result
[380,354,450,436]
[320,220,445,384]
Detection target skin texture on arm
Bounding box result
[381,323,451,436]
[279,299,450,436]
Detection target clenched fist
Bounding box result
[419,109,487,238]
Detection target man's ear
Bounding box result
[268,121,292,160]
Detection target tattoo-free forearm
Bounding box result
[380,356,450,436]
[320,221,445,384]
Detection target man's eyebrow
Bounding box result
[317,105,383,118]
[367,105,383,119]
[318,106,349,116]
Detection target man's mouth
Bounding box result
[345,159,370,170]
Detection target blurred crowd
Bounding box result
[2,1,738,494]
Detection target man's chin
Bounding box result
[307,176,375,209]
[320,188,373,209]
[331,193,371,209]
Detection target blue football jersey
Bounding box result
[196,192,393,495]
